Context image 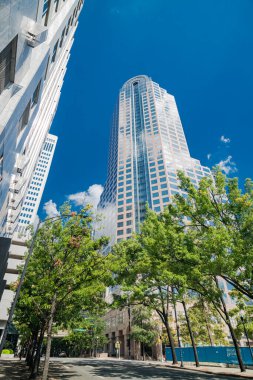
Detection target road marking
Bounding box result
[97,377,104,379]
[63,365,71,369]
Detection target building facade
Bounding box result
[98,75,213,358]
[0,133,57,340]
[0,0,83,340]
[99,75,211,242]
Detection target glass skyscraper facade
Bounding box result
[99,75,211,243]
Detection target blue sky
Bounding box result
[40,0,253,217]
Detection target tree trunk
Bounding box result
[164,316,178,364]
[26,330,39,368]
[201,299,214,346]
[42,294,57,380]
[29,325,45,378]
[182,300,200,367]
[141,341,145,361]
[215,277,246,372]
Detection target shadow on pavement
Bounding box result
[0,359,79,380]
[60,359,236,380]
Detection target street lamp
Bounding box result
[0,213,76,353]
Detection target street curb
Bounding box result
[151,363,253,378]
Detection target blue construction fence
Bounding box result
[165,346,253,365]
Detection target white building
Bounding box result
[17,134,57,233]
[98,76,235,358]
[99,75,211,244]
[0,0,84,338]
[0,134,57,337]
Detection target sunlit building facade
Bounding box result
[99,75,211,244]
[98,75,213,358]
[0,0,84,341]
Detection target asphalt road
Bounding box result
[50,358,239,380]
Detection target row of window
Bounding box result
[18,219,31,224]
[20,213,32,218]
[23,202,35,207]
[117,228,132,236]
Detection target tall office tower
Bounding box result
[99,76,235,358]
[99,75,211,244]
[0,134,57,340]
[0,1,84,297]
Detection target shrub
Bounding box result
[1,349,14,354]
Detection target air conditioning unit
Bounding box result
[26,23,48,47]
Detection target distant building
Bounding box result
[16,134,58,234]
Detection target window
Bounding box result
[118,215,123,220]
[59,27,66,48]
[51,41,59,63]
[126,228,132,234]
[117,222,123,228]
[126,220,132,226]
[117,230,123,236]
[66,17,71,35]
[0,150,3,182]
[31,80,41,107]
[153,199,160,205]
[17,101,31,135]
[54,0,59,12]
[154,206,161,212]
[42,0,50,25]
[118,207,123,213]
[153,192,159,198]
[0,35,17,95]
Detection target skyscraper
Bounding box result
[99,75,211,244]
[0,0,83,340]
[99,76,234,358]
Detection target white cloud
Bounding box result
[220,135,231,144]
[217,156,237,175]
[43,200,59,218]
[207,153,212,160]
[68,184,104,209]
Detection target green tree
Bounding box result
[178,299,229,346]
[130,306,159,360]
[111,208,199,365]
[66,314,108,357]
[14,204,112,379]
[167,169,253,372]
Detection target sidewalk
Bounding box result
[142,359,253,378]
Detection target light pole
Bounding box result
[127,302,131,359]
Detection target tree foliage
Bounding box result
[14,204,112,379]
